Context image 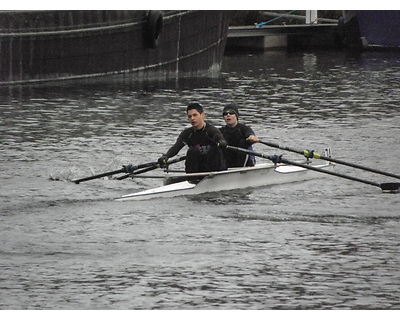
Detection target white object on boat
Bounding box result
[114,161,333,201]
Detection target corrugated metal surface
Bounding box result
[0,10,230,84]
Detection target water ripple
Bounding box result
[1,50,400,309]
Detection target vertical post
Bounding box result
[306,10,318,24]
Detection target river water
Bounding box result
[1,49,399,310]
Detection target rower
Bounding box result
[158,103,227,174]
[220,104,260,168]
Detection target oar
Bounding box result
[116,164,159,180]
[72,161,158,184]
[259,140,400,180]
[226,145,400,193]
[116,156,187,180]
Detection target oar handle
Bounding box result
[166,155,187,165]
[259,140,400,180]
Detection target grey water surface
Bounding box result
[1,50,399,309]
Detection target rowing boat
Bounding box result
[114,160,334,201]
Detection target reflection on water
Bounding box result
[1,50,400,309]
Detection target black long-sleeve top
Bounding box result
[164,123,227,173]
[220,123,256,168]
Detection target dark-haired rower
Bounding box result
[158,103,227,173]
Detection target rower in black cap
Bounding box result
[220,104,259,168]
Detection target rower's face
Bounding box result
[223,112,238,127]
[187,109,205,130]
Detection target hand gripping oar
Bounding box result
[226,145,400,193]
[116,155,187,180]
[259,140,400,180]
[72,161,158,184]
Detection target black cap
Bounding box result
[222,104,239,118]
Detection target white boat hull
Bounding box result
[115,162,333,201]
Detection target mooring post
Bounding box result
[306,10,318,24]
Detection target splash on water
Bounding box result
[49,156,128,181]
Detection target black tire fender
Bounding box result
[145,11,163,49]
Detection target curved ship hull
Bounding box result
[0,10,230,84]
[341,10,400,49]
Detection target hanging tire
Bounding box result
[144,11,163,49]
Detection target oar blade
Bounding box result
[380,183,400,193]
